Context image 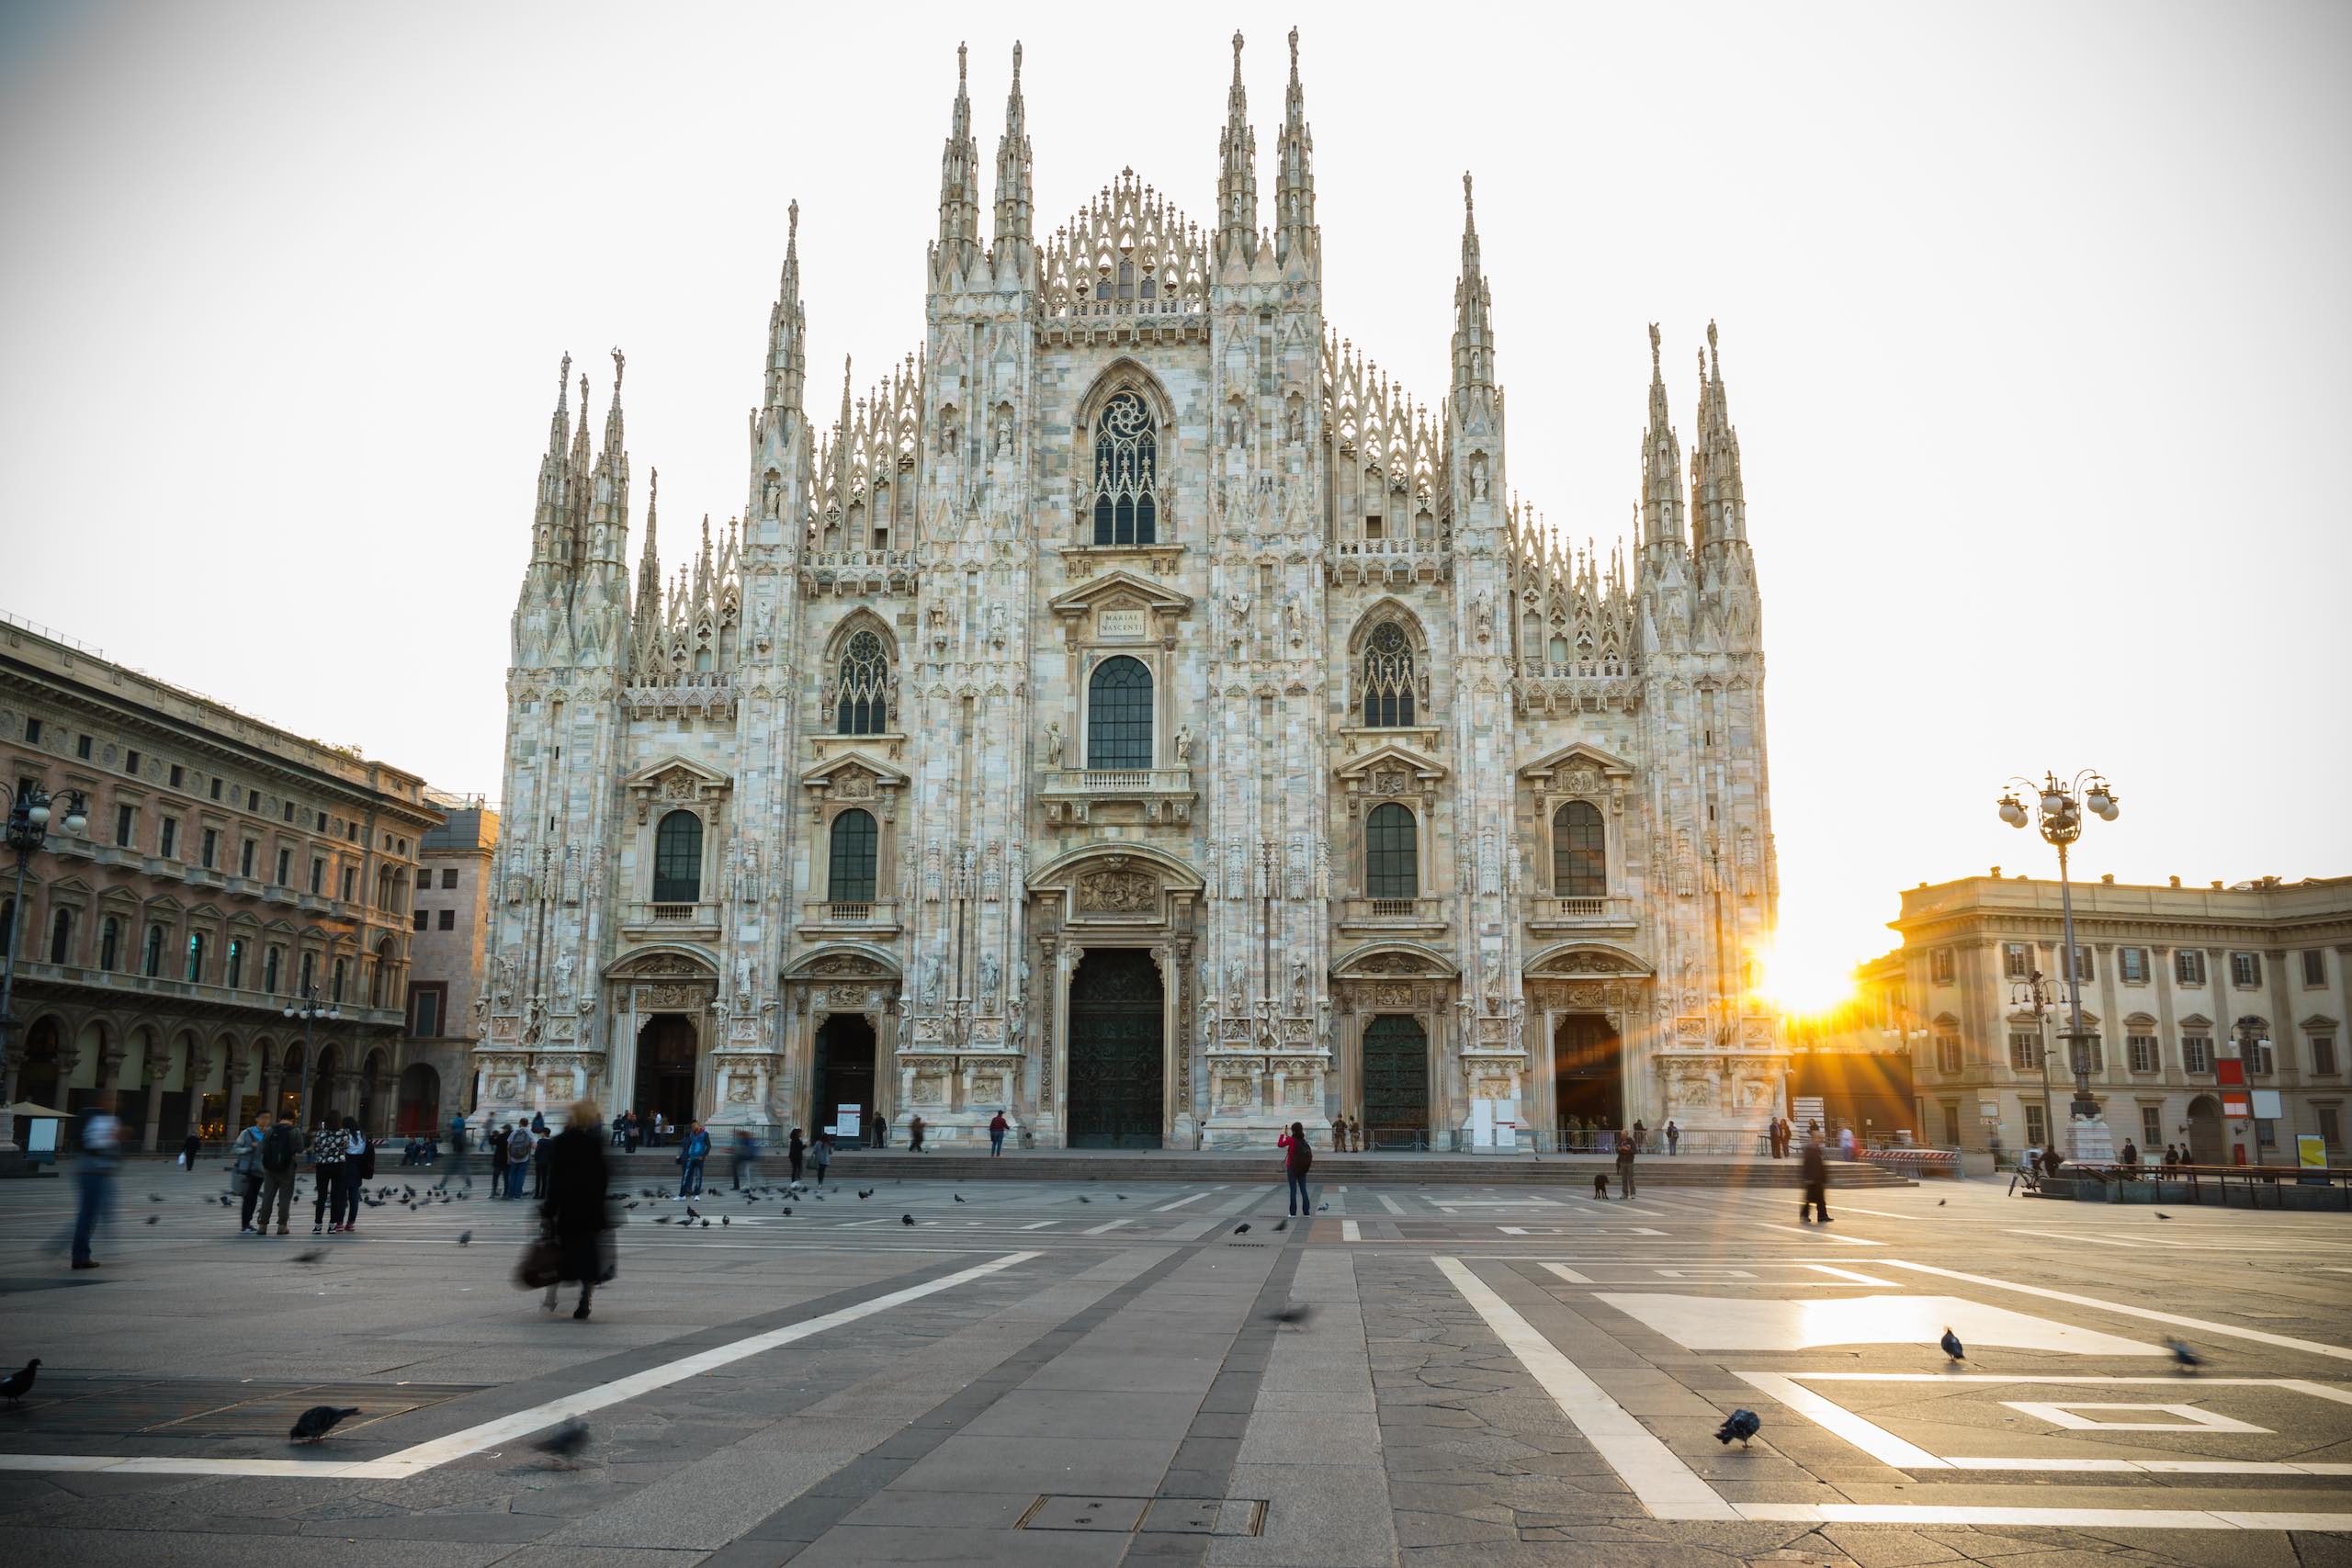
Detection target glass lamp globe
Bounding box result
[1998,798,2026,827]
[26,801,49,827]
[63,809,86,835]
[2041,790,2064,815]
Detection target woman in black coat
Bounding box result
[540,1099,612,1320]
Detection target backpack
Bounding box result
[262,1122,298,1173]
[355,1138,376,1180]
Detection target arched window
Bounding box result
[186,931,207,984]
[653,810,704,903]
[0,899,13,957]
[1361,621,1417,727]
[1553,800,1606,897]
[1089,391,1159,546]
[1365,803,1419,899]
[300,951,315,995]
[264,945,281,994]
[1087,656,1154,769]
[835,628,890,735]
[332,956,347,1003]
[49,908,73,964]
[98,916,120,972]
[827,808,878,903]
[143,924,164,976]
[227,937,245,989]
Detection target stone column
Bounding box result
[141,1061,164,1152]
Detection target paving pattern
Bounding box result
[0,1165,2346,1565]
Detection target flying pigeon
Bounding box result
[1233,1223,1250,1235]
[1273,1218,1289,1232]
[1714,1408,1761,1447]
[144,1214,160,1225]
[1940,1327,1965,1362]
[456,1231,472,1246]
[2155,1212,2173,1220]
[954,1194,965,1203]
[624,1201,639,1210]
[1077,1195,1091,1203]
[0,1359,38,1402]
[290,1404,359,1443]
[148,1193,164,1203]
[1116,1194,1127,1201]
[901,1214,915,1226]
[1266,1304,1314,1325]
[858,1190,873,1200]
[532,1419,590,1466]
[2165,1337,2204,1371]
[293,1249,326,1265]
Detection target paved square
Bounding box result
[0,1164,2347,1564]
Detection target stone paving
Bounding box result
[0,1163,2347,1565]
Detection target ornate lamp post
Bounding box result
[281,987,341,1126]
[1996,772,2120,1133]
[2009,965,2061,1157]
[2,784,90,1151]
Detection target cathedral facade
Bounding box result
[481,32,1783,1149]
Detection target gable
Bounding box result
[1519,740,1635,784]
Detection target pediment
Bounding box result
[2178,1013,2214,1030]
[784,943,904,980]
[1027,843,1203,894]
[1046,568,1193,617]
[2303,1014,2340,1032]
[1333,941,1460,980]
[1519,741,1635,785]
[800,750,910,795]
[608,946,718,980]
[1334,740,1448,786]
[621,754,732,793]
[1523,942,1654,979]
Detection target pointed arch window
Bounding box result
[1553,800,1606,897]
[835,629,890,735]
[1365,804,1419,899]
[827,808,878,903]
[653,809,704,903]
[1086,656,1154,769]
[1361,620,1417,727]
[1089,391,1159,546]
[99,916,120,971]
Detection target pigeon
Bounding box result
[2155,1212,2172,1221]
[148,1193,164,1203]
[954,1194,966,1203]
[532,1419,590,1466]
[219,1194,232,1208]
[1274,1218,1288,1232]
[858,1190,873,1200]
[290,1404,359,1443]
[685,1206,702,1221]
[1714,1408,1761,1447]
[625,1201,639,1210]
[700,1219,710,1229]
[2165,1337,2204,1371]
[1078,1195,1091,1203]
[0,1359,38,1402]
[1937,1200,1946,1206]
[655,1214,673,1224]
[1939,1328,1965,1363]
[1233,1223,1250,1235]
[293,1249,326,1265]
[1317,1202,1329,1213]
[456,1231,472,1246]
[780,1206,792,1216]
[144,1214,160,1225]
[720,1215,729,1226]
[901,1214,915,1226]
[1266,1304,1315,1325]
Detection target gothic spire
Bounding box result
[634,467,662,625]
[530,351,573,570]
[587,348,630,568]
[566,366,594,571]
[1689,320,1746,554]
[934,42,981,281]
[1273,27,1316,268]
[1639,323,1686,549]
[1450,173,1494,396]
[992,41,1033,260]
[1214,30,1257,267]
[764,200,806,416]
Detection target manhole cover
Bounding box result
[1019,1496,1265,1537]
[1017,1496,1147,1532]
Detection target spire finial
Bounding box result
[1232,29,1244,74]
[611,346,626,389]
[559,351,571,405]
[1707,317,1720,376]
[957,39,967,84]
[1463,171,1474,213]
[787,199,798,249]
[1012,39,1021,83]
[1647,322,1661,368]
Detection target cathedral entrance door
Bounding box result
[810,1015,877,1143]
[634,1014,700,1132]
[1554,1014,1623,1148]
[1360,1015,1430,1150]
[1067,949,1164,1149]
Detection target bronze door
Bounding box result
[1361,1014,1429,1149]
[1067,949,1164,1148]
[811,1015,877,1141]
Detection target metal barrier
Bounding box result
[2055,1159,2352,1209]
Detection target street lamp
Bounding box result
[1996,771,2119,1137]
[281,987,341,1125]
[2010,966,2061,1159]
[1,783,90,1151]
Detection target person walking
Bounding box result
[255,1110,300,1235]
[786,1127,807,1185]
[436,1112,473,1190]
[908,1114,927,1153]
[676,1122,708,1197]
[2120,1138,2141,1172]
[1277,1121,1313,1216]
[540,1099,611,1321]
[988,1111,1008,1157]
[1800,1132,1833,1224]
[231,1110,272,1233]
[729,1127,757,1190]
[179,1126,203,1172]
[623,1111,641,1154]
[808,1131,832,1189]
[1838,1123,1857,1162]
[1614,1126,1637,1199]
[491,1122,515,1198]
[305,1120,346,1235]
[67,1091,122,1269]
[1665,1120,1680,1156]
[338,1116,371,1233]
[505,1121,535,1201]
[651,1111,667,1149]
[533,1119,554,1199]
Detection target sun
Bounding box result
[1756,933,1860,1019]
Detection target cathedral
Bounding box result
[481,31,1783,1150]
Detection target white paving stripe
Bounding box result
[1340,1219,1362,1241]
[0,1250,1041,1479]
[1081,1217,1133,1235]
[1153,1191,1211,1213]
[1884,1259,2352,1362]
[1433,1256,1736,1520]
[1376,1193,1408,1215]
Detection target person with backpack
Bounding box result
[231,1109,272,1233]
[676,1122,710,1197]
[256,1111,300,1234]
[336,1115,370,1233]
[808,1131,832,1189]
[307,1119,347,1235]
[66,1091,121,1270]
[1277,1121,1313,1217]
[436,1111,473,1190]
[504,1121,535,1201]
[786,1127,807,1185]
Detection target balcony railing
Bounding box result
[1528,895,1637,931]
[797,899,902,935]
[622,900,723,933]
[1038,766,1196,826]
[1338,897,1447,932]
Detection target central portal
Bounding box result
[810,1014,877,1142]
[1067,948,1164,1148]
[1360,1015,1430,1149]
[1554,1013,1623,1140]
[634,1013,700,1131]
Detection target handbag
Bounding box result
[514,1232,561,1291]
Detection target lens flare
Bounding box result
[1757,935,1860,1019]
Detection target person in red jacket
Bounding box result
[1277,1122,1313,1216]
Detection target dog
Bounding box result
[1592,1171,1611,1199]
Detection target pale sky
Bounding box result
[5,1,2346,993]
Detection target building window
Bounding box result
[2321,1105,2344,1156]
[2119,947,2148,985]
[0,899,12,958]
[440,868,457,890]
[19,717,36,743]
[168,763,183,789]
[315,809,328,830]
[2310,1036,2336,1076]
[1930,949,1956,987]
[275,848,291,885]
[346,822,357,841]
[2182,1034,2211,1075]
[341,866,356,901]
[2069,945,2094,983]
[834,628,891,735]
[114,804,135,847]
[1934,1034,1962,1076]
[209,776,222,801]
[1088,390,1159,545]
[1364,803,1419,899]
[2024,1102,2047,1148]
[2230,952,2261,987]
[2068,1035,2104,1075]
[1359,621,1417,728]
[197,828,216,868]
[2246,1040,2275,1077]
[246,788,258,811]
[2140,1105,2163,1147]
[282,801,295,822]
[185,931,206,983]
[332,957,346,1003]
[2127,1034,2158,1074]
[2177,950,2207,987]
[2008,1032,2041,1072]
[2002,942,2031,981]
[2255,1117,2278,1149]
[98,917,119,971]
[309,859,324,896]
[826,808,879,902]
[241,840,255,876]
[77,734,92,760]
[413,908,428,931]
[1941,1102,1962,1147]
[1085,656,1153,769]
[48,907,73,964]
[2305,950,2328,988]
[264,946,281,993]
[413,988,440,1039]
[123,748,140,774]
[227,937,244,989]
[142,924,164,976]
[159,818,178,860]
[652,810,704,903]
[1551,801,1605,897]
[299,952,314,993]
[437,908,454,931]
